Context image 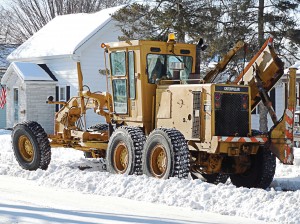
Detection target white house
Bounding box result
[1,6,123,133]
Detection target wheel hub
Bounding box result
[150,144,167,178]
[113,142,129,173]
[18,135,34,162]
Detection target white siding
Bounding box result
[79,20,122,127]
[5,71,24,128]
[79,20,121,92]
[46,58,78,97]
[36,57,105,128]
[25,82,56,133]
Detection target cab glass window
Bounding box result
[112,79,127,114]
[111,52,126,76]
[147,54,192,83]
[128,51,135,99]
[147,54,165,83]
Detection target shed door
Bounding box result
[13,88,19,123]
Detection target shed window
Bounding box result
[60,87,66,101]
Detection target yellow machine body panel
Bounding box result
[105,40,196,135]
[156,83,254,153]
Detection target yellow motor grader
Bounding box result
[11,34,298,189]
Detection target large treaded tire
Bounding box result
[12,121,51,170]
[142,128,190,179]
[230,148,276,189]
[106,126,146,175]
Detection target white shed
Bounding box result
[2,6,123,133]
[1,62,57,133]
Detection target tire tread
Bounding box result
[12,121,51,170]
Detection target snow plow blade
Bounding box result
[233,37,284,110]
[234,38,297,164]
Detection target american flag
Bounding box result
[0,86,7,109]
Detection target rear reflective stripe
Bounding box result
[284,107,294,164]
[218,136,267,143]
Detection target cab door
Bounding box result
[110,50,135,115]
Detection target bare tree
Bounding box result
[1,0,129,43]
[0,6,9,43]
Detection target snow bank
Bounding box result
[1,131,300,223]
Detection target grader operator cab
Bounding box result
[11,34,298,189]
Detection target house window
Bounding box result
[56,85,70,112]
[59,86,66,101]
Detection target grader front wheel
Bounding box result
[12,121,51,170]
[113,142,129,173]
[18,135,34,162]
[142,128,190,179]
[150,144,168,178]
[106,126,146,175]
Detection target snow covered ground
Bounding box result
[0,129,300,224]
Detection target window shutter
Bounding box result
[55,86,59,112]
[67,86,70,101]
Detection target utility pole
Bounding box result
[176,1,185,43]
[257,0,268,133]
